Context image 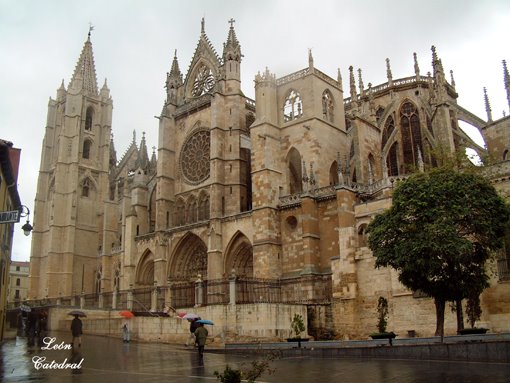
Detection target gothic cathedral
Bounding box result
[28,20,510,339]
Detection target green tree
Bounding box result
[367,168,510,337]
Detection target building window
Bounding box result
[283,90,303,122]
[400,101,423,171]
[82,179,90,197]
[382,116,395,150]
[322,90,334,123]
[16,278,20,286]
[85,107,94,130]
[83,139,92,159]
[504,149,509,161]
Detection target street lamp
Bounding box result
[19,205,33,236]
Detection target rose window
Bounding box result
[191,65,215,97]
[180,130,211,184]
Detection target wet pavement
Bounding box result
[1,332,510,382]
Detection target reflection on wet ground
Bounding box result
[1,332,510,382]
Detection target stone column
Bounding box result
[151,281,158,312]
[127,284,133,311]
[80,292,85,309]
[195,275,203,307]
[229,270,237,305]
[331,187,360,338]
[166,278,173,310]
[112,290,117,310]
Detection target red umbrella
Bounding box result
[119,310,134,318]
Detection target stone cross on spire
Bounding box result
[228,18,235,27]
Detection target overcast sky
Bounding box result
[2,0,509,262]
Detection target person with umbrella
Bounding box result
[70,314,83,348]
[119,311,133,343]
[194,322,208,357]
[187,316,201,347]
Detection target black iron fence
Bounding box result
[497,258,510,281]
[11,274,332,312]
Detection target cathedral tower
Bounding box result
[29,32,113,298]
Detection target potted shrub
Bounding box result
[287,314,308,347]
[369,297,396,344]
[459,294,488,335]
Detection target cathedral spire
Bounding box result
[337,68,343,91]
[308,48,314,69]
[484,87,493,122]
[109,132,117,169]
[222,18,242,63]
[69,31,99,96]
[349,66,358,102]
[450,70,456,89]
[358,68,365,97]
[386,58,393,86]
[413,52,420,78]
[504,59,510,112]
[135,132,150,171]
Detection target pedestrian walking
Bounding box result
[187,318,200,346]
[194,323,208,357]
[71,315,83,348]
[122,321,130,343]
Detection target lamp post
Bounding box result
[19,205,33,236]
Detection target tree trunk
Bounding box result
[456,299,464,333]
[434,298,445,339]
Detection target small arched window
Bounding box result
[329,161,339,185]
[376,107,385,125]
[322,90,334,123]
[83,139,92,159]
[283,90,303,122]
[82,178,90,197]
[85,107,94,131]
[287,147,302,194]
[358,224,368,247]
[503,149,509,161]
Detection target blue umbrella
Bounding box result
[196,319,214,325]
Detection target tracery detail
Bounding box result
[283,90,303,122]
[191,64,215,97]
[180,130,211,184]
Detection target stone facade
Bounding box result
[29,21,510,340]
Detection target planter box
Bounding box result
[459,328,488,335]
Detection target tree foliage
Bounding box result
[367,168,510,336]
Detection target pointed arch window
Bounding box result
[83,139,92,159]
[322,90,334,123]
[85,107,94,131]
[504,149,509,161]
[376,107,385,125]
[329,161,339,185]
[82,178,91,197]
[400,101,423,171]
[287,148,302,194]
[386,142,399,176]
[174,199,185,226]
[283,90,303,122]
[382,116,395,150]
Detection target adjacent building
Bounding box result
[8,261,30,304]
[0,139,22,341]
[28,21,510,339]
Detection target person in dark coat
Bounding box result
[187,318,200,346]
[194,323,208,357]
[70,315,83,348]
